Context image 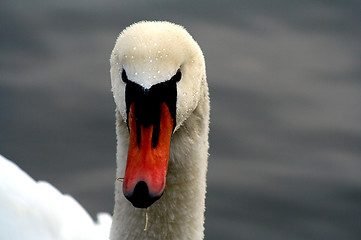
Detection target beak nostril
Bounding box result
[124,181,162,208]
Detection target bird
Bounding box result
[0,154,112,240]
[0,21,210,240]
[110,21,210,240]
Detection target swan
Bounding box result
[110,21,209,240]
[0,21,209,240]
[0,154,112,240]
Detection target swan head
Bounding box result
[110,21,206,208]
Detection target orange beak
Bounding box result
[123,102,174,208]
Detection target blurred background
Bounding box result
[1,0,360,239]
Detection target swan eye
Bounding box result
[172,69,182,82]
[121,69,129,83]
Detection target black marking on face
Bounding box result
[124,70,181,148]
[121,69,129,83]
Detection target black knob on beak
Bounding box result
[124,181,162,208]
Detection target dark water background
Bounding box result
[1,0,360,239]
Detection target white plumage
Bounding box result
[0,154,111,240]
[0,21,209,240]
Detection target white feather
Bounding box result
[0,154,111,240]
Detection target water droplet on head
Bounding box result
[157,70,161,74]
[133,47,137,50]
[150,59,153,63]
[125,55,128,58]
[135,72,138,76]
[131,56,134,59]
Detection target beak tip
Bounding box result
[124,181,163,208]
